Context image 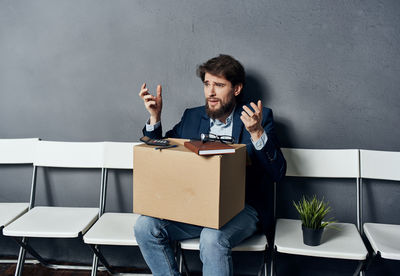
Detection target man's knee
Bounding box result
[199,228,231,253]
[134,215,165,242]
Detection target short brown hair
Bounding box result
[197,54,246,87]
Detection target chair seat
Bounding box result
[3,206,99,238]
[179,233,268,252]
[364,222,400,260]
[275,219,367,260]
[0,203,29,228]
[83,212,140,246]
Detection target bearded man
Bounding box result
[135,54,286,276]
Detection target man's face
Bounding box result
[203,73,241,121]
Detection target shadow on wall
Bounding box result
[243,71,294,148]
[112,170,128,212]
[241,72,268,104]
[275,119,293,148]
[43,168,55,206]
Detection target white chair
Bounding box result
[83,141,141,276]
[3,141,105,276]
[178,179,271,276]
[0,138,38,233]
[179,233,268,275]
[360,150,400,263]
[273,148,368,275]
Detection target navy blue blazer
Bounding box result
[143,104,286,237]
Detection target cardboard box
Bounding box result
[133,138,247,229]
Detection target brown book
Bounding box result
[184,140,235,155]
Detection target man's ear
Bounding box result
[233,83,243,97]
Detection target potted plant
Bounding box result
[293,195,335,246]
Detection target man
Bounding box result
[135,54,286,276]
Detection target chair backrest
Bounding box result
[34,141,104,168]
[99,142,141,215]
[360,150,400,181]
[0,138,39,164]
[103,142,141,169]
[282,148,360,178]
[282,148,363,231]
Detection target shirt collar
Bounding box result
[210,106,235,128]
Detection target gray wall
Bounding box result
[1,0,399,275]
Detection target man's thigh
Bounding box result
[200,205,259,248]
[138,204,258,244]
[158,218,204,241]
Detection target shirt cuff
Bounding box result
[145,120,161,132]
[251,131,268,150]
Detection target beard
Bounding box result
[205,94,236,120]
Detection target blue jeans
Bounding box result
[134,205,259,276]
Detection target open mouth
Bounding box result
[207,98,220,107]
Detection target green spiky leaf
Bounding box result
[293,195,336,229]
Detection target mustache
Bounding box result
[206,97,221,102]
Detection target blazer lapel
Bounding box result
[198,105,244,142]
[232,106,244,143]
[198,108,211,138]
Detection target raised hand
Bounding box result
[240,100,264,141]
[139,83,163,125]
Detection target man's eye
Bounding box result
[204,82,210,86]
[216,83,225,87]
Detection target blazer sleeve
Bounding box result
[251,108,286,183]
[164,109,188,138]
[142,109,188,139]
[142,123,163,139]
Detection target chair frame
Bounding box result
[0,138,39,265]
[272,148,368,276]
[83,141,141,276]
[3,141,106,276]
[87,166,111,275]
[87,166,117,276]
[360,149,400,270]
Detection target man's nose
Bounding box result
[209,85,216,96]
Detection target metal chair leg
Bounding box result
[257,250,267,276]
[14,239,27,276]
[353,259,366,276]
[265,262,268,276]
[270,247,276,276]
[88,244,115,274]
[12,237,49,266]
[178,248,190,276]
[90,252,99,276]
[178,251,183,273]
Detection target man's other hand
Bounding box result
[139,83,162,125]
[240,100,264,141]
